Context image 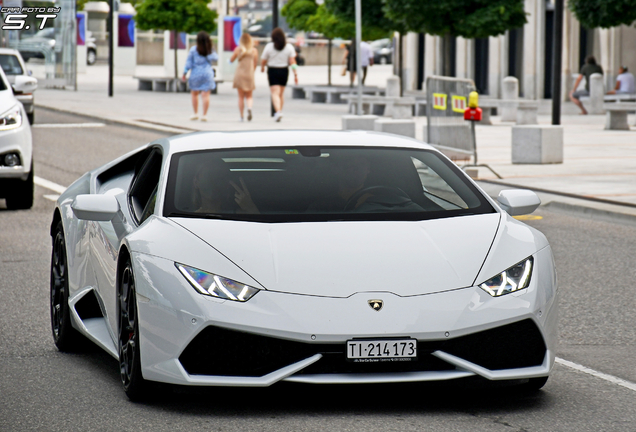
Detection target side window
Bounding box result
[129,149,162,225]
[411,157,468,210]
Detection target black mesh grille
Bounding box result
[440,319,546,370]
[178,319,545,377]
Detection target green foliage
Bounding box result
[569,0,636,29]
[306,4,355,39]
[281,0,319,32]
[325,0,404,34]
[384,0,527,39]
[135,0,218,33]
[283,0,390,40]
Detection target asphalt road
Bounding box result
[1,108,635,431]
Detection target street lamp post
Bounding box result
[355,0,362,115]
[551,0,564,125]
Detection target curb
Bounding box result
[476,180,636,225]
[542,201,636,227]
[479,179,636,210]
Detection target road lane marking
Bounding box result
[34,176,66,194]
[32,123,106,128]
[43,194,60,202]
[513,215,543,221]
[556,357,636,392]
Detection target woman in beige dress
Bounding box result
[231,33,258,122]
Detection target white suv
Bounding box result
[0,67,33,209]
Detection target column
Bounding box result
[488,35,503,98]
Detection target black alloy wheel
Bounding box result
[118,259,150,400]
[50,221,82,350]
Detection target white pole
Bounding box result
[217,0,226,81]
[355,0,362,115]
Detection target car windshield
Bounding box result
[0,55,23,75]
[163,146,494,222]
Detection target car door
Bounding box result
[89,147,163,341]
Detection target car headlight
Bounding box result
[176,263,259,302]
[479,257,533,297]
[0,105,22,131]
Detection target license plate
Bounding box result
[346,339,417,363]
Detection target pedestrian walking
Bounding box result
[569,55,603,115]
[359,40,374,85]
[182,31,219,122]
[260,27,298,122]
[607,66,635,95]
[343,42,356,87]
[230,33,258,122]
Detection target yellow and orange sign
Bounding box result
[432,93,447,110]
[451,95,467,113]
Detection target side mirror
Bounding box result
[497,189,541,216]
[12,75,38,93]
[72,194,120,221]
[27,70,33,76]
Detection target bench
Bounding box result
[292,85,384,104]
[580,93,636,103]
[491,99,539,125]
[603,102,636,130]
[134,76,223,94]
[342,94,416,117]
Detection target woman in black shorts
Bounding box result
[260,27,298,122]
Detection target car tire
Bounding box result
[51,221,84,351]
[27,111,34,125]
[87,49,96,66]
[118,258,152,401]
[5,162,34,210]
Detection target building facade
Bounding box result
[401,0,636,100]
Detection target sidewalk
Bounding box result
[33,63,636,214]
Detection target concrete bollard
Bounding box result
[386,76,400,97]
[375,118,416,138]
[512,125,563,164]
[589,73,604,114]
[342,115,379,131]
[501,76,519,122]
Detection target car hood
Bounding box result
[172,214,501,298]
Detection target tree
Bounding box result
[384,0,527,76]
[135,0,218,78]
[325,0,403,37]
[282,0,357,85]
[282,0,319,33]
[569,0,636,29]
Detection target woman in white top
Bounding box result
[260,27,298,122]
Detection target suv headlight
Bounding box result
[479,257,533,297]
[176,263,260,302]
[0,105,22,131]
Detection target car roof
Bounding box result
[0,48,22,55]
[157,130,437,156]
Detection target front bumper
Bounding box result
[133,246,558,386]
[15,95,34,114]
[0,104,32,181]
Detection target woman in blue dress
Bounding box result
[182,31,219,122]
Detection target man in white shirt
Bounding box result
[359,41,374,84]
[607,66,635,95]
